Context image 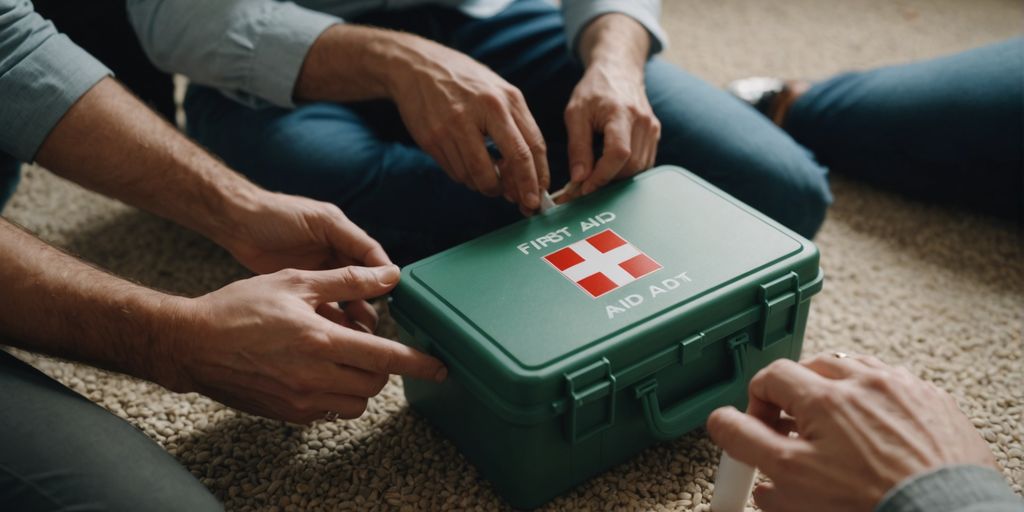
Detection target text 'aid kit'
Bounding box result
[390,166,823,508]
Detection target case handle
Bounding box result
[634,338,748,440]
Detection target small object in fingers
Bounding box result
[538,190,556,213]
[550,181,580,204]
[323,411,340,422]
[833,351,849,359]
[710,452,757,512]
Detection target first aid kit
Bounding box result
[390,166,823,508]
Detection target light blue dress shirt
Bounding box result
[0,0,111,162]
[126,0,667,109]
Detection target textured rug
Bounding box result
[2,0,1021,510]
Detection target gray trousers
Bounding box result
[0,350,221,511]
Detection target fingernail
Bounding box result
[571,164,585,181]
[434,366,448,382]
[374,265,400,285]
[525,191,539,209]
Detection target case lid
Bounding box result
[392,167,817,417]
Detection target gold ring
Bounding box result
[832,351,849,359]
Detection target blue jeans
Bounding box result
[0,152,20,212]
[786,38,1023,221]
[185,0,831,262]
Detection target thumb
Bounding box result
[706,405,800,477]
[306,265,401,303]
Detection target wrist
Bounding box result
[584,58,645,84]
[191,176,265,250]
[296,24,413,102]
[579,14,649,72]
[142,293,200,393]
[368,31,436,99]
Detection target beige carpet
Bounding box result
[3,0,1022,510]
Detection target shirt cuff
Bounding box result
[246,2,341,109]
[876,465,1024,512]
[562,0,669,59]
[0,34,111,162]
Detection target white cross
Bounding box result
[561,239,641,286]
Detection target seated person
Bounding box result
[126,0,833,263]
[0,1,443,508]
[729,38,1023,222]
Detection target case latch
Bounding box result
[564,357,617,444]
[757,272,802,349]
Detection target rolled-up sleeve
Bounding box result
[0,0,111,162]
[562,0,668,57]
[877,465,1024,512]
[127,0,340,109]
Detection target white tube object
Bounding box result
[710,452,757,512]
[539,190,556,213]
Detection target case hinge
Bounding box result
[564,357,616,444]
[757,272,802,349]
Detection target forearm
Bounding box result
[578,13,650,72]
[0,218,186,387]
[34,77,261,247]
[294,23,432,103]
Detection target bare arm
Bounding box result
[34,77,389,273]
[0,217,184,384]
[35,77,259,249]
[577,12,650,70]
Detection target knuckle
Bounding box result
[863,371,894,393]
[509,145,533,164]
[376,347,399,375]
[528,137,547,156]
[606,144,631,162]
[772,445,804,474]
[480,91,506,110]
[277,268,305,285]
[811,387,847,413]
[504,86,525,104]
[338,266,370,287]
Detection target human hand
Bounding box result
[706,354,998,512]
[564,63,660,199]
[561,14,660,201]
[386,35,550,211]
[160,265,446,423]
[215,190,390,274]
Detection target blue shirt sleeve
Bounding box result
[0,0,112,162]
[561,0,668,58]
[877,465,1024,512]
[127,0,340,109]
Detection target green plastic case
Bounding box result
[390,166,823,509]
